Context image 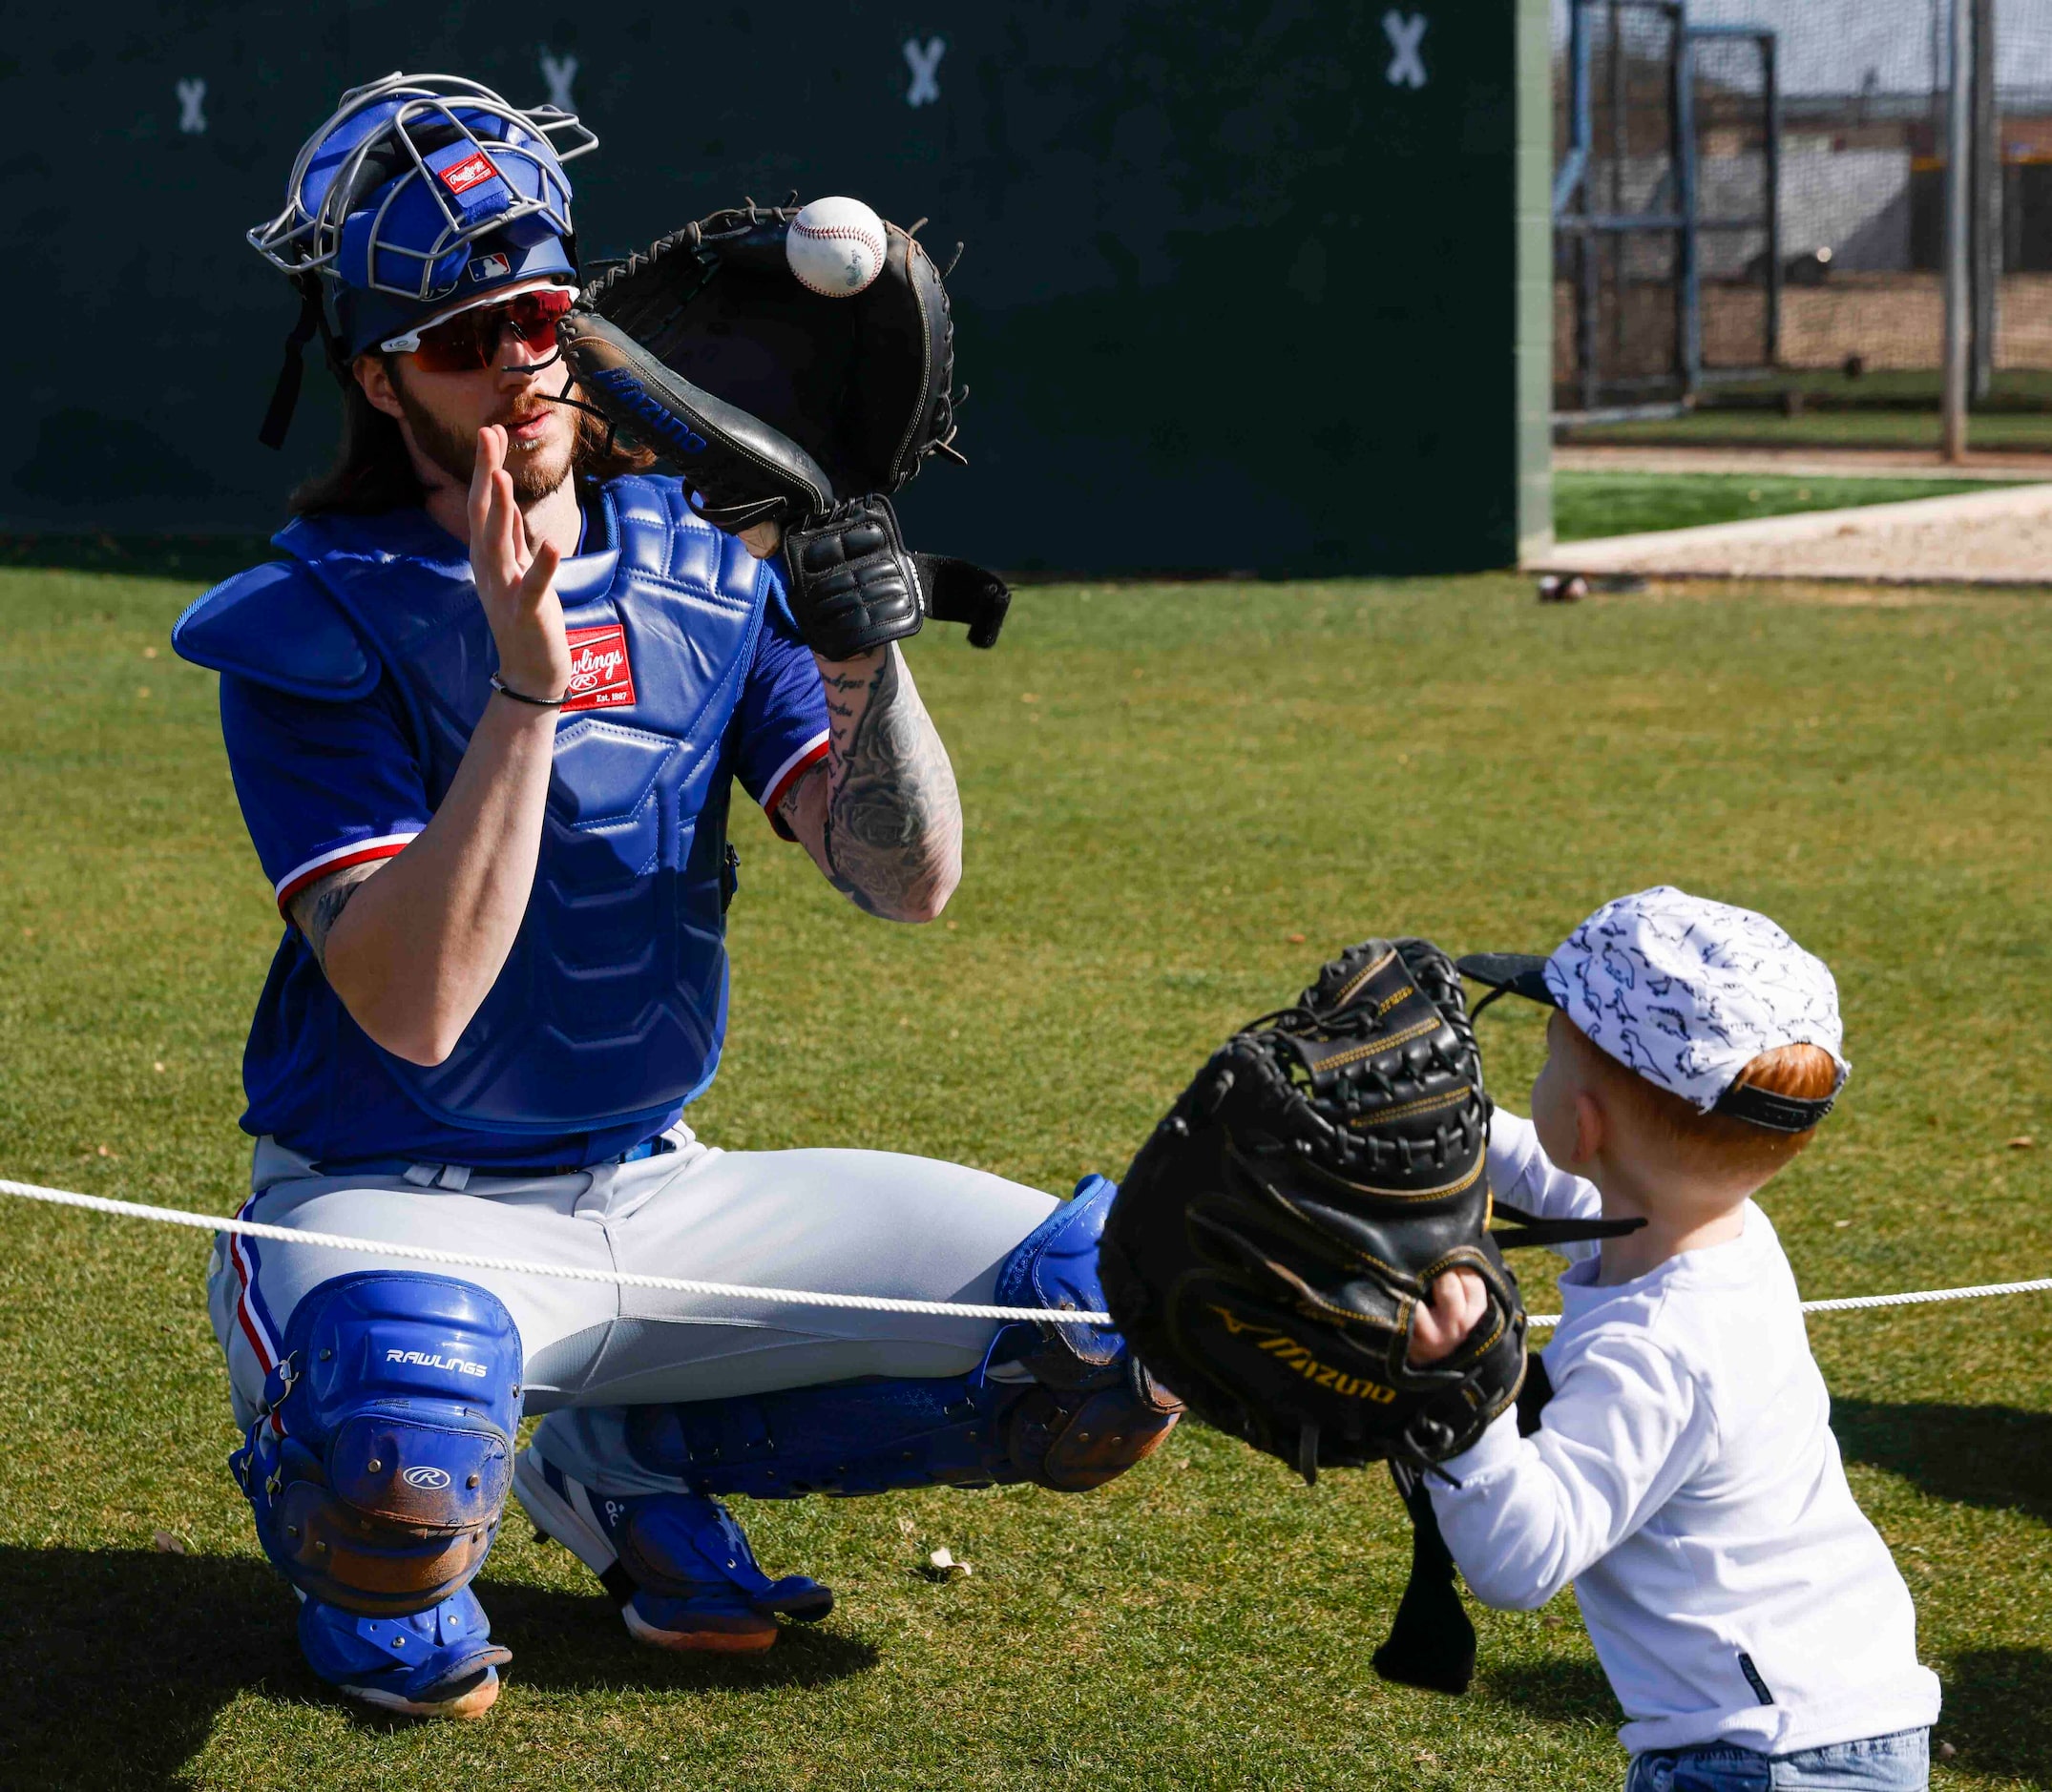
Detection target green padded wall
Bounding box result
[7,3,1545,574]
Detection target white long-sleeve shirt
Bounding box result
[1432,1112,1940,1757]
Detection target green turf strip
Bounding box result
[1,570,2047,1789]
[1562,407,2052,452]
[1554,472,2018,542]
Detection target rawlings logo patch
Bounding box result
[439,152,500,195]
[401,1466,452,1490]
[563,623,637,712]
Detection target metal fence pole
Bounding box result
[1674,11,1702,399]
[1942,0,1972,460]
[1764,31,1781,369]
[1969,0,1997,404]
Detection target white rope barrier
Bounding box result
[4,1176,2047,1331]
[1525,1275,2052,1328]
[0,1178,1113,1325]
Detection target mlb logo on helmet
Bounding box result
[439,151,501,196]
[562,624,637,712]
[469,253,512,281]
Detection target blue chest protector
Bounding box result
[175,475,769,1136]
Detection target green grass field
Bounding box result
[1553,472,2016,541]
[2,565,2048,1790]
[1560,408,2052,452]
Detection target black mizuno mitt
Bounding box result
[556,201,1007,661]
[1100,937,1627,1484]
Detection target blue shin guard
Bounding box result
[231,1273,523,1712]
[513,1444,830,1654]
[298,1588,511,1719]
[622,1176,1182,1500]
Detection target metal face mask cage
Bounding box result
[248,71,596,303]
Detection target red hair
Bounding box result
[1560,1021,1839,1180]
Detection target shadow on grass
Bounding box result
[1475,1652,1614,1725]
[1832,1400,2052,1524]
[0,1546,877,1788]
[481,1573,879,1697]
[1935,1649,2052,1785]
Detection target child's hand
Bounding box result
[1407,1268,1490,1365]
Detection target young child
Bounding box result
[1410,886,1940,1791]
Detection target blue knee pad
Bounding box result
[626,1176,1181,1498]
[987,1172,1128,1386]
[230,1272,523,1617]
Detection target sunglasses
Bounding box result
[381,286,576,372]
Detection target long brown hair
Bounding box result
[290,358,655,516]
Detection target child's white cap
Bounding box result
[1457,886,1851,1133]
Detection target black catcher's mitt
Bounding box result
[557,201,1006,660]
[1099,939,1538,1484]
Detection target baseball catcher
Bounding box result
[1099,936,1634,1684]
[173,73,1175,1721]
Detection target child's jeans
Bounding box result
[1625,1727,1930,1791]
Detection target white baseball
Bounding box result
[786,197,888,297]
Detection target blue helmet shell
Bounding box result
[250,72,596,356]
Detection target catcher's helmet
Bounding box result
[249,72,597,446]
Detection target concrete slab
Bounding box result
[1530,481,2052,585]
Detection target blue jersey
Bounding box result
[178,479,829,1171]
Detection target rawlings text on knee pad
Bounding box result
[231,1272,522,1616]
[623,1176,1180,1499]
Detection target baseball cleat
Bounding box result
[342,1667,505,1720]
[513,1443,831,1655]
[619,1590,780,1654]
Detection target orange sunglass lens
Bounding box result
[409,289,575,372]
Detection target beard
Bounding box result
[389,370,576,506]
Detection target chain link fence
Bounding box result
[1555,0,2052,448]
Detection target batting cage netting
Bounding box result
[1554,0,2052,447]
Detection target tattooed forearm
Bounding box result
[798,644,962,921]
[287,861,385,973]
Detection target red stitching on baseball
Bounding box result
[795,225,883,246]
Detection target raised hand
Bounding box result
[468,425,570,703]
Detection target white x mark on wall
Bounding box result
[539,52,578,111]
[176,77,207,135]
[904,36,945,107]
[1383,10,1428,89]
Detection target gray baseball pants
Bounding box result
[207,1124,1058,1496]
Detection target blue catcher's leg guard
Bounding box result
[513,1443,831,1655]
[609,1176,1183,1503]
[298,1588,508,1719]
[230,1272,523,1718]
